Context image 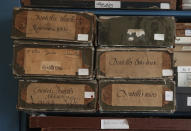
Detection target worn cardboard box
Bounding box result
[11,8,96,45]
[174,45,191,66]
[176,23,191,44]
[17,79,97,112]
[99,80,175,113]
[21,0,176,10]
[13,41,94,79]
[98,16,175,47]
[97,48,173,79]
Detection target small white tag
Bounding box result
[178,72,191,87]
[162,69,173,76]
[77,34,89,41]
[78,69,89,76]
[185,29,191,36]
[95,1,121,8]
[154,34,165,41]
[178,66,191,73]
[160,3,170,9]
[165,91,173,101]
[182,46,191,51]
[101,119,129,129]
[187,97,191,106]
[175,37,191,44]
[84,92,95,98]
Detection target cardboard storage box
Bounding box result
[17,79,97,112]
[11,8,96,45]
[98,16,175,47]
[99,80,175,113]
[13,41,94,79]
[21,0,176,10]
[97,48,173,79]
[176,23,191,44]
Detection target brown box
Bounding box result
[13,41,94,79]
[18,79,97,112]
[21,0,176,10]
[174,44,191,66]
[11,8,96,45]
[96,48,173,79]
[176,23,191,44]
[98,16,175,47]
[99,80,175,113]
[30,117,191,130]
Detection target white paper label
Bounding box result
[77,34,89,41]
[154,34,165,41]
[84,92,95,98]
[165,91,173,101]
[175,37,191,44]
[178,66,191,73]
[182,46,191,51]
[101,119,129,129]
[187,97,191,106]
[160,3,170,9]
[178,72,191,87]
[78,69,89,76]
[162,69,173,76]
[95,1,121,8]
[185,29,191,36]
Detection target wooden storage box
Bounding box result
[98,16,175,47]
[13,41,94,79]
[21,0,176,10]
[97,48,173,79]
[11,8,96,45]
[17,79,97,112]
[99,80,175,113]
[29,117,191,130]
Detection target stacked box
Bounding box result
[175,23,191,112]
[11,8,97,113]
[21,0,176,10]
[97,16,176,113]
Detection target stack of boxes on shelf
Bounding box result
[10,0,191,130]
[175,22,191,111]
[97,16,176,112]
[12,8,97,112]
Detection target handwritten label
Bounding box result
[85,92,95,98]
[178,66,191,73]
[165,91,173,101]
[24,48,82,75]
[127,29,145,41]
[41,61,62,71]
[78,34,89,41]
[101,119,129,129]
[78,69,89,76]
[175,37,191,44]
[160,3,170,9]
[25,83,85,105]
[178,72,191,87]
[26,11,77,40]
[185,29,191,36]
[154,34,165,41]
[102,51,164,78]
[187,97,191,106]
[162,69,173,76]
[112,84,163,107]
[95,1,121,8]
